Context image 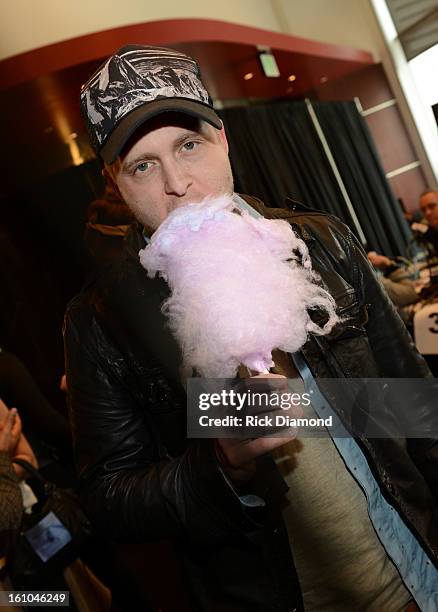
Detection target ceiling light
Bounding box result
[288,75,296,82]
[320,76,328,83]
[243,72,254,80]
[259,52,280,77]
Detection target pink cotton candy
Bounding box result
[139,195,339,377]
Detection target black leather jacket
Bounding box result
[64,196,437,612]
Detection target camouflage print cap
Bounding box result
[80,44,222,164]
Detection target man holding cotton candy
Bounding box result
[65,45,436,611]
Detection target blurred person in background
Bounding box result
[411,190,438,256]
[367,251,419,308]
[83,184,134,272]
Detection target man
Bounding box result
[414,190,438,256]
[65,45,438,611]
[419,190,438,231]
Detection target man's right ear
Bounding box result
[102,166,123,200]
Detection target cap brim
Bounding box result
[100,98,223,164]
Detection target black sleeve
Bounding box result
[63,299,281,547]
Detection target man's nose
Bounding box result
[163,159,192,197]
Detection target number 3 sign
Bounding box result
[414,303,438,354]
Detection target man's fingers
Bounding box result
[250,372,289,391]
[250,373,286,379]
[219,434,295,468]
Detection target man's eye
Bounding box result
[183,141,198,151]
[135,162,150,173]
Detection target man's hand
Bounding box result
[215,372,298,483]
[367,251,392,270]
[215,435,296,482]
[0,408,21,456]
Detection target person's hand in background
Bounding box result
[0,408,21,456]
[59,373,68,393]
[367,251,393,271]
[0,399,38,479]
